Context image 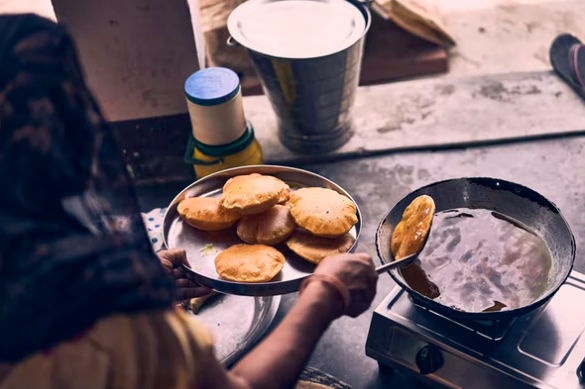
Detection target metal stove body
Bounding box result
[366,271,585,388]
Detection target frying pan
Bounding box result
[376,177,576,321]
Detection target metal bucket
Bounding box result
[228,0,371,154]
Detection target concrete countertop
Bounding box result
[137,136,585,389]
[246,71,585,165]
[115,71,585,186]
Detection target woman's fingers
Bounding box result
[176,278,199,288]
[178,286,213,300]
[172,268,186,279]
[158,249,191,268]
[175,278,212,300]
[159,249,210,300]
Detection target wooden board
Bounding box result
[360,12,448,86]
[52,0,201,121]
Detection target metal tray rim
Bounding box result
[223,295,281,366]
[163,165,363,296]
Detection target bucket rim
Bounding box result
[227,0,371,60]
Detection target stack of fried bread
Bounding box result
[177,174,359,282]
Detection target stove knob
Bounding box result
[578,357,585,381]
[415,345,444,375]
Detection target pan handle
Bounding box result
[376,252,420,274]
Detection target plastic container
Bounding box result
[184,67,263,178]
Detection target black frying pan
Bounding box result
[376,177,576,321]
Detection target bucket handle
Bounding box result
[227,36,239,47]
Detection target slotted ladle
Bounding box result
[375,221,432,274]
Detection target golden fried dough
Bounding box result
[177,197,240,231]
[223,173,262,192]
[289,187,358,238]
[224,174,290,204]
[391,195,435,260]
[214,244,285,282]
[286,230,355,264]
[220,175,290,215]
[237,204,296,245]
[277,184,291,203]
[189,291,217,314]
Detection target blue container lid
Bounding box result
[185,67,240,106]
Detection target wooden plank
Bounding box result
[359,12,448,86]
[52,0,201,121]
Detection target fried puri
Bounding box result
[220,175,290,215]
[224,174,290,204]
[237,204,296,245]
[214,244,285,282]
[289,187,358,238]
[391,195,435,260]
[286,230,355,264]
[177,197,240,231]
[223,173,262,192]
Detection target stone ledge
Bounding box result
[113,71,585,185]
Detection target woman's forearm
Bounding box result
[229,281,342,389]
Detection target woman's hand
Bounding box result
[157,249,212,300]
[222,252,378,389]
[312,252,378,318]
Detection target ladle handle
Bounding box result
[375,252,419,274]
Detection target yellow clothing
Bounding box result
[0,308,213,389]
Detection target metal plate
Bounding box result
[228,0,368,59]
[189,294,281,366]
[163,165,362,296]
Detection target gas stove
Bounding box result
[366,271,585,388]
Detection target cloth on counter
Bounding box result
[142,208,167,253]
[0,14,176,363]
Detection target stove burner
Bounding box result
[409,295,518,341]
[366,271,585,389]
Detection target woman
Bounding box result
[0,14,378,389]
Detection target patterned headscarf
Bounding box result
[0,14,176,362]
